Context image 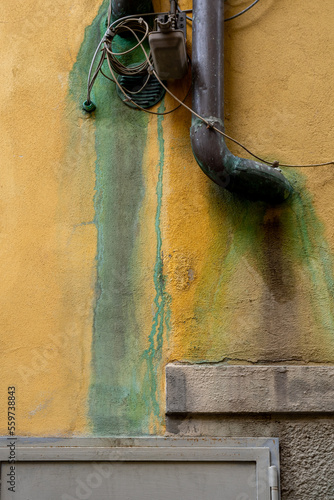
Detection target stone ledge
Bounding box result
[166,364,334,414]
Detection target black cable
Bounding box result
[225,0,260,22]
[183,0,261,23]
[106,49,193,116]
[85,11,334,168]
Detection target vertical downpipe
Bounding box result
[190,0,292,203]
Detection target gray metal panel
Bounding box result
[166,364,334,413]
[0,438,279,500]
[2,462,259,500]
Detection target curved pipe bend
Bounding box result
[190,117,292,204]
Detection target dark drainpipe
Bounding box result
[110,0,292,203]
[109,0,153,21]
[190,0,292,203]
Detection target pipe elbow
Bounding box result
[190,117,293,204]
[110,0,153,20]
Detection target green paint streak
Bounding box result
[142,100,171,425]
[69,2,165,435]
[191,171,334,361]
[68,2,334,433]
[286,173,334,334]
[210,201,264,309]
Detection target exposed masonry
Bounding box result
[166,364,334,413]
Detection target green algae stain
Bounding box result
[69,2,166,435]
[285,174,334,335]
[68,2,334,432]
[190,171,334,362]
[142,100,171,429]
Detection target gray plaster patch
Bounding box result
[166,364,334,413]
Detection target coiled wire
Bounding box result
[104,18,151,76]
[86,14,154,104]
[86,10,334,168]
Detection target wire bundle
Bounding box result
[84,3,334,169]
[86,0,262,108]
[104,18,151,76]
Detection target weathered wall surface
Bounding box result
[1,0,334,488]
[0,0,101,434]
[166,414,334,500]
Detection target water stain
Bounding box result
[189,171,334,362]
[69,2,152,435]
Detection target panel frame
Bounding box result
[0,437,280,500]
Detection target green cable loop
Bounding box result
[83,100,96,112]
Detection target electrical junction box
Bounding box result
[149,30,188,79]
[0,437,280,499]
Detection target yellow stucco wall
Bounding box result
[0,0,101,434]
[1,0,334,436]
[164,0,334,365]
